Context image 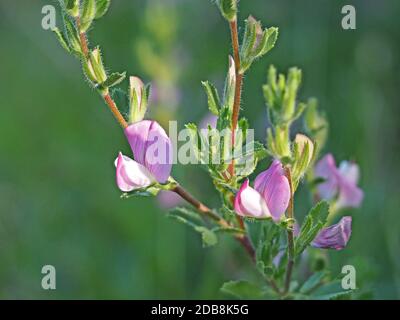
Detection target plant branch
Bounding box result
[228,19,243,178]
[172,184,256,261]
[75,17,128,129]
[284,167,295,294]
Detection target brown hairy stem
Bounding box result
[228,19,243,178]
[284,167,295,294]
[75,17,127,129]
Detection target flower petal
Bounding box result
[336,180,364,209]
[234,179,271,219]
[115,152,155,192]
[315,154,340,200]
[312,216,352,250]
[254,160,290,221]
[124,120,172,183]
[338,161,360,185]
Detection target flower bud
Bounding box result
[312,216,352,250]
[223,56,236,112]
[291,134,315,185]
[129,76,149,123]
[89,47,107,84]
[63,0,80,17]
[217,0,237,22]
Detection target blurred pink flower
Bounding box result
[199,113,218,130]
[157,190,183,209]
[315,154,363,209]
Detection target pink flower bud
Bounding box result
[312,216,352,250]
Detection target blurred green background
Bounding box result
[0,0,399,299]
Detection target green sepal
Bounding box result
[80,0,96,32]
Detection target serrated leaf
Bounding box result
[201,81,221,115]
[52,27,70,53]
[95,0,111,19]
[102,72,126,87]
[295,201,329,257]
[221,280,265,299]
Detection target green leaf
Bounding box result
[299,271,327,294]
[52,27,70,53]
[80,0,97,32]
[167,208,218,248]
[201,81,221,115]
[258,27,278,57]
[221,280,265,299]
[95,0,111,19]
[168,207,204,225]
[195,226,218,247]
[295,201,330,257]
[102,72,126,87]
[63,14,82,56]
[110,88,129,116]
[311,280,354,300]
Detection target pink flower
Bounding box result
[312,216,352,250]
[199,113,218,130]
[315,154,363,209]
[234,160,290,221]
[234,179,272,219]
[115,120,172,192]
[157,190,183,209]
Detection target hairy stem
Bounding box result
[75,17,127,129]
[228,19,243,178]
[284,167,295,294]
[76,17,89,58]
[103,93,128,129]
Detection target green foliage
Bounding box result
[168,207,218,247]
[256,221,282,278]
[102,72,126,88]
[240,17,278,74]
[221,280,265,299]
[201,81,221,115]
[295,201,330,257]
[80,0,97,32]
[216,0,237,22]
[95,0,111,19]
[304,98,329,157]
